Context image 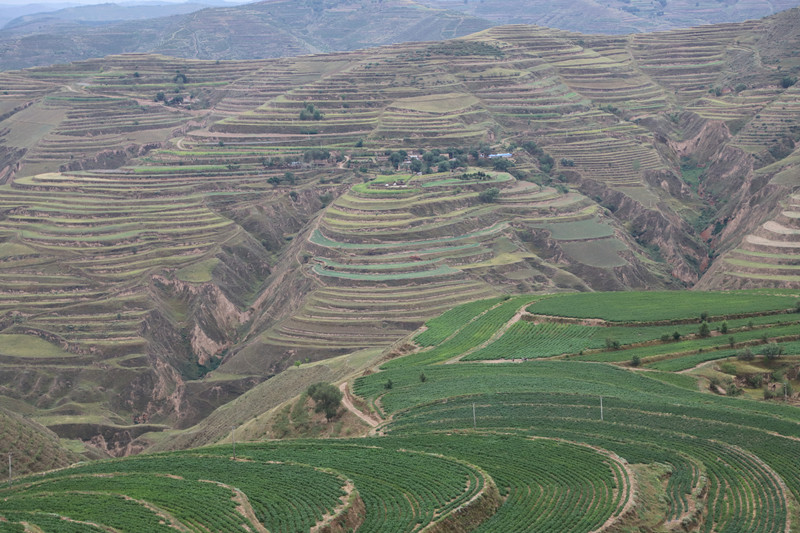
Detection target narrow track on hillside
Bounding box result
[339,382,380,427]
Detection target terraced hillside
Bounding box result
[4,289,800,532]
[1,11,800,453]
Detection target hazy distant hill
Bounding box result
[2,2,224,30]
[0,0,492,70]
[423,0,800,33]
[3,0,800,71]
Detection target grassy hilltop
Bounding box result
[0,8,799,460]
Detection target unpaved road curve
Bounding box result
[339,382,380,427]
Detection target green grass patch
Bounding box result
[175,258,220,283]
[0,242,35,258]
[533,217,615,241]
[561,238,628,267]
[0,334,75,358]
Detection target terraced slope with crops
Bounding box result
[0,10,800,456]
[3,290,800,532]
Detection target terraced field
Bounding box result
[706,193,800,287]
[5,290,800,532]
[344,289,800,531]
[0,432,634,532]
[406,290,800,371]
[1,11,800,460]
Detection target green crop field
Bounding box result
[527,290,800,321]
[5,290,800,530]
[3,10,800,532]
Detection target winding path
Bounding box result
[339,382,380,428]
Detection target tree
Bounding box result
[719,321,728,334]
[267,176,282,187]
[605,338,620,350]
[631,355,641,367]
[672,331,681,341]
[300,102,323,121]
[760,343,784,360]
[306,382,342,421]
[737,347,754,361]
[478,187,500,203]
[698,322,711,338]
[492,158,513,172]
[388,151,405,169]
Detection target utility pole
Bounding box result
[600,396,604,421]
[472,403,476,429]
[231,426,236,460]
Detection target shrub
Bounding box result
[385,379,393,390]
[660,334,671,343]
[718,362,737,375]
[727,384,744,396]
[747,374,764,388]
[478,187,500,203]
[419,372,427,383]
[737,348,754,361]
[605,338,621,350]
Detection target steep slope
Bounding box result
[0,407,81,477]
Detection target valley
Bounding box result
[0,7,800,531]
